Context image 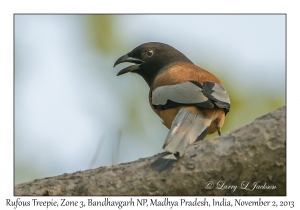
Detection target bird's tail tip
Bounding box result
[150,153,177,172]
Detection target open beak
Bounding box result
[114,54,144,76]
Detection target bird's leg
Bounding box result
[217,127,222,136]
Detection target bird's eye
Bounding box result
[146,50,153,57]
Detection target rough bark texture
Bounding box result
[15,106,286,196]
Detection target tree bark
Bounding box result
[15,106,286,196]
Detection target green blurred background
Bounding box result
[14,15,285,184]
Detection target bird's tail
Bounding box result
[151,108,212,172]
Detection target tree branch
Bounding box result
[15,106,286,196]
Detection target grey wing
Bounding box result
[202,81,230,109]
[152,81,230,112]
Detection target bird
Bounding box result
[114,42,230,172]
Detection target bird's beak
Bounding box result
[114,54,144,76]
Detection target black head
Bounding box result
[114,42,193,87]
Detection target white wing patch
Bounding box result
[152,81,230,110]
[152,82,209,105]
